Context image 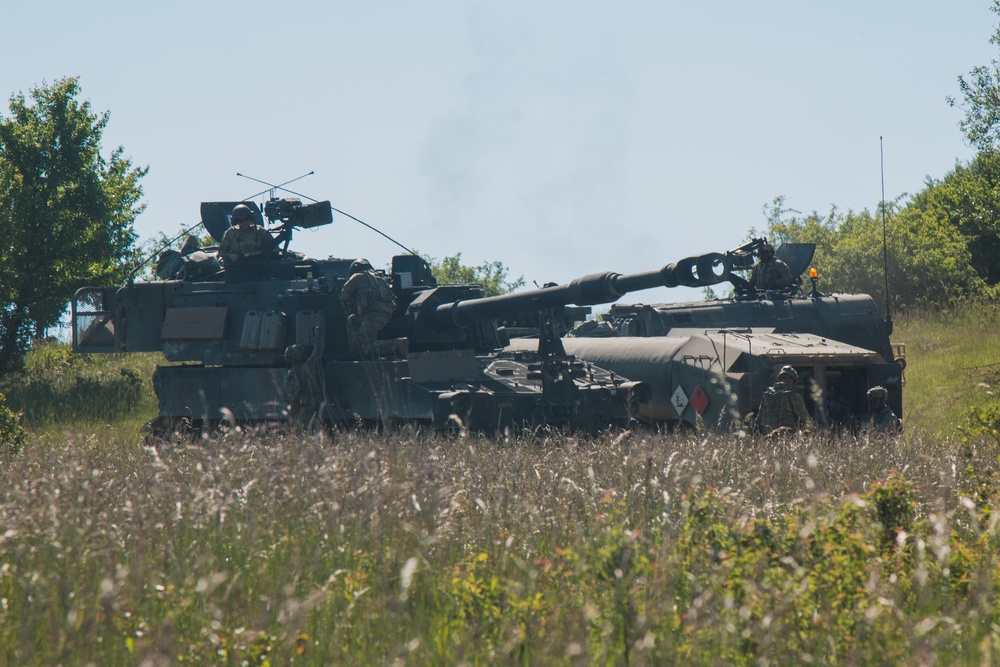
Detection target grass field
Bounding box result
[896,304,1000,439]
[0,307,998,664]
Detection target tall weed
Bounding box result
[0,427,998,664]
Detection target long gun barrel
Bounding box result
[436,251,731,328]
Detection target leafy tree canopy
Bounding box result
[759,9,1000,313]
[756,194,984,312]
[949,0,1000,152]
[0,77,146,377]
[905,152,1000,285]
[425,252,525,297]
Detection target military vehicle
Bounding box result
[71,196,738,434]
[558,238,905,430]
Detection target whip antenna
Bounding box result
[127,219,207,284]
[329,204,416,255]
[880,136,893,335]
[238,171,317,202]
[236,171,416,255]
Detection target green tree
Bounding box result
[0,78,146,377]
[426,252,525,296]
[949,0,1000,152]
[0,391,26,455]
[758,195,982,312]
[757,196,842,281]
[904,153,1000,285]
[832,203,981,310]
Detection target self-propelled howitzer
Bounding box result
[564,238,906,430]
[71,197,732,434]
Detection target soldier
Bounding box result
[756,365,812,435]
[218,203,269,265]
[823,379,853,427]
[749,242,793,291]
[340,259,398,356]
[864,385,902,433]
[284,329,325,426]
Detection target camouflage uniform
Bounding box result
[823,383,852,426]
[285,334,325,425]
[864,387,902,433]
[757,382,811,434]
[340,270,397,355]
[219,224,268,263]
[867,405,902,432]
[750,257,793,291]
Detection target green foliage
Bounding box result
[425,252,525,296]
[0,340,158,433]
[0,77,146,377]
[895,303,1000,438]
[960,400,1000,445]
[866,473,917,552]
[4,411,1000,663]
[759,195,983,311]
[0,391,26,455]
[906,152,1000,286]
[948,0,1000,151]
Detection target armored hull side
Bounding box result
[514,329,902,429]
[609,293,894,361]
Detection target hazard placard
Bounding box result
[671,385,689,415]
[691,384,709,415]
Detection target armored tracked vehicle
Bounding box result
[564,238,905,430]
[71,197,735,433]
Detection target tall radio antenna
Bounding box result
[880,136,893,335]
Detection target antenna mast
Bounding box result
[236,172,416,255]
[880,136,893,335]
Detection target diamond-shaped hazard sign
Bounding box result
[671,385,689,415]
[690,384,710,415]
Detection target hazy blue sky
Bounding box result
[2,1,995,302]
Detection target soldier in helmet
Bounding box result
[340,259,398,356]
[284,326,325,426]
[756,365,812,435]
[218,203,269,265]
[749,242,793,291]
[863,386,902,433]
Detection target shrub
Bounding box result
[0,391,26,455]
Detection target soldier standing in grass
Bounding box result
[756,365,812,435]
[863,385,902,433]
[340,259,397,356]
[284,326,325,426]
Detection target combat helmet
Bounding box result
[231,203,254,224]
[867,386,888,400]
[759,242,775,260]
[284,344,308,364]
[778,365,798,381]
[350,259,373,274]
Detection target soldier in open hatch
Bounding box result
[340,259,398,356]
[863,385,902,433]
[756,365,812,435]
[749,242,793,291]
[218,203,269,265]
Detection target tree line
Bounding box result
[761,0,1000,313]
[757,149,1000,312]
